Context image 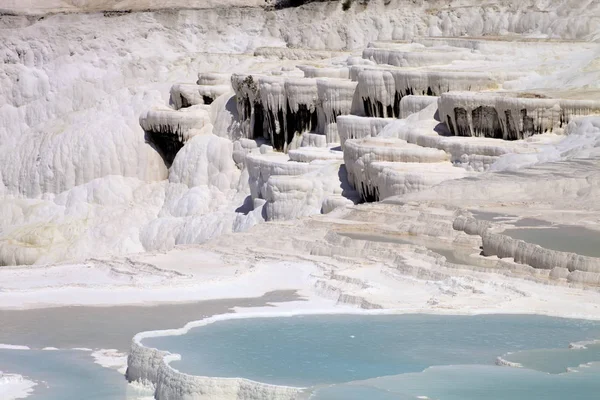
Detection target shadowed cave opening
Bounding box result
[360,182,379,202]
[254,102,265,140]
[287,103,318,139]
[144,130,184,168]
[265,107,287,150]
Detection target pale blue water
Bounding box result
[143,314,600,399]
[0,349,135,399]
[314,363,600,400]
[0,293,294,400]
[502,225,600,257]
[504,342,600,373]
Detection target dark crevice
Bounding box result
[253,102,265,139]
[505,110,518,140]
[446,115,456,136]
[472,106,502,139]
[235,195,255,215]
[393,91,401,118]
[180,94,191,108]
[363,98,372,117]
[360,182,379,202]
[521,109,536,137]
[363,97,397,118]
[454,107,470,137]
[377,101,384,117]
[103,10,132,17]
[271,0,331,9]
[266,107,287,150]
[287,102,317,139]
[144,130,184,168]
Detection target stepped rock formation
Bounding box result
[2,3,600,399]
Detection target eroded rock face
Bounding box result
[356,69,511,118]
[232,75,359,151]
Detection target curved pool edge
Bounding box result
[126,310,369,400]
[126,308,600,400]
[127,340,302,399]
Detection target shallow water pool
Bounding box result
[0,349,141,399]
[143,314,600,398]
[502,225,600,257]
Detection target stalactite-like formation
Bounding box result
[439,92,600,140]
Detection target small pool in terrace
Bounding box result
[502,225,600,257]
[142,314,600,399]
[337,231,411,245]
[469,210,552,227]
[337,231,480,265]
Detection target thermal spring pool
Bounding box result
[501,225,600,258]
[141,314,600,399]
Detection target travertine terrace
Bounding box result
[2,1,600,399]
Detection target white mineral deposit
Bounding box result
[1,1,600,399]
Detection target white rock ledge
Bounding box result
[337,115,393,148]
[362,46,478,68]
[127,343,301,400]
[453,216,600,285]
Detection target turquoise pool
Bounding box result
[143,314,600,399]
